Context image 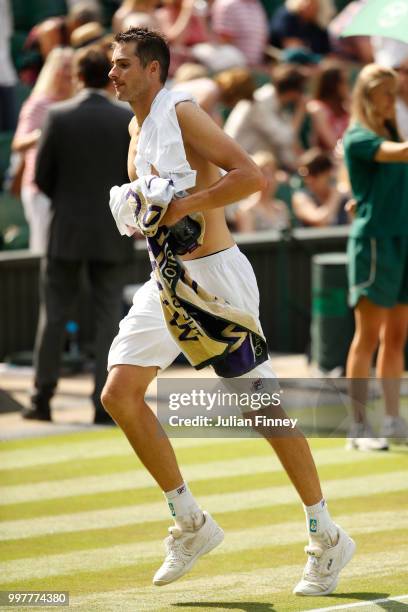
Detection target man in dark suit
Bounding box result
[24,46,134,423]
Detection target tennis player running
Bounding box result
[103,27,355,596]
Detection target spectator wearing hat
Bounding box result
[70,21,105,48]
[112,0,159,33]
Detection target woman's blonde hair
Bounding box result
[350,63,399,137]
[33,47,74,98]
[214,67,256,107]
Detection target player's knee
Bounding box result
[100,384,118,414]
[101,384,135,415]
[101,375,145,417]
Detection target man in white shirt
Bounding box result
[224,64,307,170]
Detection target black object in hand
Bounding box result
[168,216,202,255]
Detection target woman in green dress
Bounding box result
[344,64,408,451]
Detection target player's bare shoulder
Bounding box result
[127,116,140,181]
[175,100,257,175]
[128,115,137,137]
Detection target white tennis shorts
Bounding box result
[107,244,276,379]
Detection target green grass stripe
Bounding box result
[0,429,121,452]
[0,532,406,593]
[0,436,351,487]
[0,430,347,470]
[2,510,407,584]
[69,565,408,612]
[0,431,257,469]
[67,564,408,611]
[2,488,406,562]
[0,436,131,470]
[0,445,398,506]
[1,471,407,542]
[0,439,274,485]
[1,452,406,521]
[1,436,404,488]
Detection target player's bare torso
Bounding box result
[127,109,235,260]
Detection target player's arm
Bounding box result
[164,102,266,224]
[375,141,408,162]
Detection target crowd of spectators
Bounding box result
[1,0,408,249]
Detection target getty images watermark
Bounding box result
[157,377,301,438]
[167,387,298,430]
[157,377,408,438]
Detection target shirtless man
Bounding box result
[103,27,355,596]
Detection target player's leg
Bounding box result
[243,361,355,595]
[262,422,323,506]
[271,436,355,596]
[101,363,224,585]
[102,363,184,491]
[101,279,224,585]
[193,247,355,596]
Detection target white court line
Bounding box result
[305,593,408,612]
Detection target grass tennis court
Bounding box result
[1,429,407,611]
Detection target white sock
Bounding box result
[164,483,204,531]
[304,499,338,546]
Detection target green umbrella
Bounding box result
[341,0,408,44]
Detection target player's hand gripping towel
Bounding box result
[110,175,268,377]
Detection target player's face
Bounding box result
[109,42,152,102]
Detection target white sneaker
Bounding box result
[153,511,224,586]
[293,525,356,596]
[381,415,408,445]
[346,422,389,451]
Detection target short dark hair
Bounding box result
[75,46,111,88]
[114,27,170,84]
[298,148,333,177]
[272,64,306,95]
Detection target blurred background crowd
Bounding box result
[1,0,408,252]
